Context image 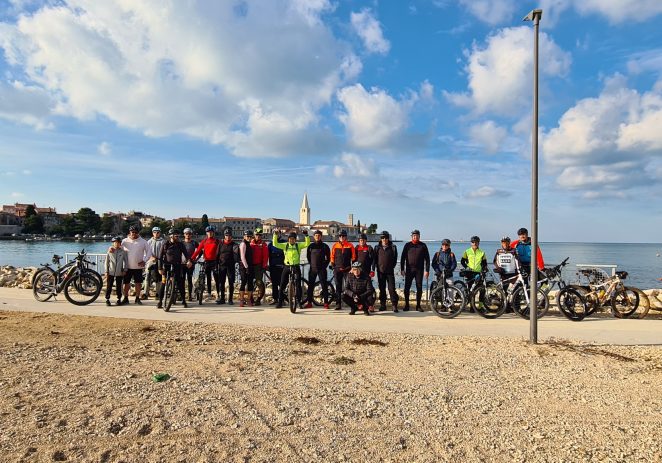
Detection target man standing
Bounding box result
[511,227,545,278]
[250,228,269,306]
[330,230,356,310]
[190,226,221,302]
[217,228,239,305]
[238,229,255,307]
[181,227,198,301]
[145,226,165,299]
[374,230,399,312]
[400,229,430,312]
[460,236,488,290]
[305,230,331,309]
[157,229,191,309]
[271,230,310,310]
[268,232,286,305]
[121,225,152,305]
[494,236,518,291]
[355,233,375,279]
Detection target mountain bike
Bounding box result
[493,259,549,320]
[310,272,336,307]
[572,268,640,319]
[161,264,183,312]
[537,258,588,321]
[193,261,206,305]
[284,264,304,313]
[458,270,507,319]
[428,270,466,318]
[32,251,102,305]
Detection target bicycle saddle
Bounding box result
[615,271,628,279]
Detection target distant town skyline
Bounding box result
[1,1,662,242]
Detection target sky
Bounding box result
[1,0,662,243]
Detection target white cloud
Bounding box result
[0,0,361,157]
[10,192,23,197]
[543,74,662,191]
[466,186,511,199]
[21,169,31,175]
[350,9,390,55]
[458,0,515,25]
[0,81,54,129]
[445,26,571,116]
[332,152,378,178]
[97,142,111,156]
[337,82,432,151]
[540,0,662,26]
[468,120,508,154]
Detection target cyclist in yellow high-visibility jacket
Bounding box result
[461,236,488,290]
[272,230,310,309]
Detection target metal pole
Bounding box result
[529,10,542,344]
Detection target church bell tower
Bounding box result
[300,192,310,226]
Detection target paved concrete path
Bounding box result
[1,288,660,345]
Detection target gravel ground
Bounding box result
[1,310,661,463]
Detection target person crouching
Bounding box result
[342,262,376,316]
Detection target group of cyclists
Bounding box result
[104,224,543,315]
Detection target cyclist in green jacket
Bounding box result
[460,235,488,291]
[272,230,311,309]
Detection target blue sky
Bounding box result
[1,0,662,242]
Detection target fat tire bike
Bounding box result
[32,251,102,306]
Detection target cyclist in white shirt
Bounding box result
[120,225,152,305]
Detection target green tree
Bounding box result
[22,214,44,234]
[60,215,77,236]
[75,208,101,234]
[367,223,378,234]
[100,215,117,234]
[25,204,37,218]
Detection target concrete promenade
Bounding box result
[0,287,660,345]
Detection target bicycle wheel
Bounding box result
[429,285,465,318]
[453,280,468,299]
[470,284,506,319]
[569,285,599,316]
[428,280,438,299]
[300,279,309,304]
[611,287,639,319]
[288,279,296,313]
[64,273,102,305]
[32,269,56,302]
[556,287,587,321]
[163,277,177,312]
[630,288,650,319]
[195,275,205,305]
[512,286,549,320]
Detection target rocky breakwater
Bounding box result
[0,266,36,289]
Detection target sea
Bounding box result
[1,239,661,289]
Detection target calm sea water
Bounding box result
[1,239,661,289]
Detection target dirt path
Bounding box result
[1,310,661,462]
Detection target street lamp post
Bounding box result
[524,9,542,344]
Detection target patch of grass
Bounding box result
[332,356,355,365]
[295,336,321,345]
[351,338,387,346]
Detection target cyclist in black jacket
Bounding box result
[305,230,331,308]
[355,233,375,278]
[217,228,240,305]
[373,230,399,312]
[400,229,430,312]
[342,262,376,316]
[157,229,191,309]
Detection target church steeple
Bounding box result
[299,192,310,226]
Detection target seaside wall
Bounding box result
[0,266,36,289]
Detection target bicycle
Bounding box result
[428,269,466,318]
[537,258,588,321]
[193,261,206,305]
[572,268,640,319]
[310,271,336,307]
[493,259,549,320]
[283,264,305,313]
[32,251,102,305]
[161,264,184,312]
[458,270,507,319]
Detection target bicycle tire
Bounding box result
[453,280,468,298]
[32,269,56,302]
[428,280,438,299]
[63,273,102,305]
[630,288,650,319]
[556,287,587,322]
[470,284,506,319]
[512,286,549,320]
[288,279,296,313]
[195,275,205,305]
[164,278,175,312]
[300,279,309,304]
[253,279,265,304]
[611,287,640,319]
[429,285,465,318]
[567,285,601,316]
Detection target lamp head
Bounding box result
[523,9,542,21]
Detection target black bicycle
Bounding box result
[428,270,466,318]
[161,265,181,312]
[538,258,588,321]
[32,251,102,305]
[458,270,507,319]
[193,261,206,305]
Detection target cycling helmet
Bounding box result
[223,228,232,236]
[359,233,368,240]
[411,229,420,235]
[441,238,451,245]
[470,235,480,243]
[313,229,322,236]
[351,261,362,269]
[339,230,347,237]
[254,227,263,234]
[128,225,139,232]
[183,227,193,234]
[288,232,297,239]
[168,228,179,236]
[112,236,122,242]
[517,227,528,236]
[380,230,390,239]
[244,229,254,237]
[205,225,215,233]
[152,226,161,232]
[501,236,511,243]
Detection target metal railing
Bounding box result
[65,253,107,271]
[575,263,617,277]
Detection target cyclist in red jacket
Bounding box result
[250,227,269,306]
[189,226,221,302]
